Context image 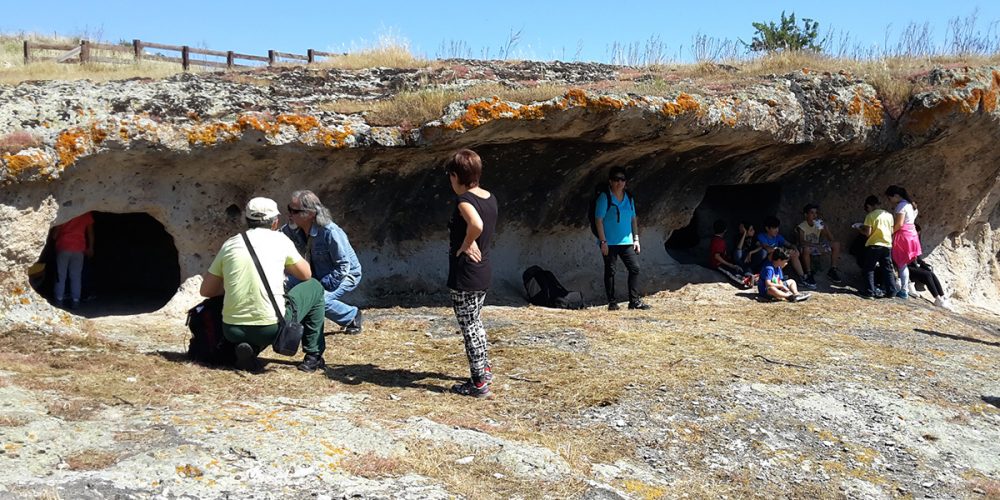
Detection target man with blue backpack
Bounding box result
[592,167,651,311]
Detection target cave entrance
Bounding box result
[29,212,181,316]
[664,183,782,264]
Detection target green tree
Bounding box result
[745,11,824,53]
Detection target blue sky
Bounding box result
[3,1,999,63]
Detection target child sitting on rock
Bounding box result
[758,215,811,289]
[758,247,810,302]
[708,219,752,288]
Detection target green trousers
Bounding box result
[222,278,326,355]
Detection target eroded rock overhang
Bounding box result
[2,63,1000,319]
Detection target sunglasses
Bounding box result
[287,205,310,215]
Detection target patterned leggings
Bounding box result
[450,289,490,385]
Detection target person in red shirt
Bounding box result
[53,212,94,308]
[709,220,752,289]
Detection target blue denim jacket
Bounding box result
[282,222,362,293]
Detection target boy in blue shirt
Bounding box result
[759,248,811,302]
[758,215,812,289]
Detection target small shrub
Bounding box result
[65,449,118,471]
[745,11,825,53]
[340,452,400,478]
[0,131,42,154]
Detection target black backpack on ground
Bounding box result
[588,185,635,237]
[186,295,235,366]
[522,266,585,309]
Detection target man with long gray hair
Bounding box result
[282,190,363,351]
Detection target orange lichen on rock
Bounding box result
[318,124,354,148]
[661,93,700,117]
[236,114,280,135]
[2,150,50,177]
[54,129,89,167]
[276,114,320,133]
[847,89,885,127]
[187,122,239,145]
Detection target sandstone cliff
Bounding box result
[1,62,999,321]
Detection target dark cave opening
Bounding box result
[29,212,181,317]
[665,183,782,264]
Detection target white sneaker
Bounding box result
[934,296,956,311]
[908,282,918,295]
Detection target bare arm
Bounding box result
[893,212,904,233]
[200,272,224,297]
[285,258,311,281]
[457,202,484,262]
[631,216,641,253]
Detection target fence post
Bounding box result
[307,49,314,64]
[182,45,190,71]
[80,40,91,64]
[23,41,30,65]
[133,39,142,62]
[268,50,276,66]
[226,51,234,69]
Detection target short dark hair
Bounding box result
[764,215,780,229]
[772,247,789,262]
[445,149,482,187]
[864,195,880,208]
[608,166,627,180]
[802,203,819,214]
[246,217,276,229]
[885,185,912,203]
[713,219,727,233]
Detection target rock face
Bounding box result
[1,62,1000,321]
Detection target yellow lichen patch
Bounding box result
[277,114,320,133]
[176,464,204,478]
[661,93,700,117]
[623,480,666,500]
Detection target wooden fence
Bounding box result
[22,39,343,70]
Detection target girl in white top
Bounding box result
[886,185,922,299]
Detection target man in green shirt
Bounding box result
[855,195,898,299]
[200,197,327,373]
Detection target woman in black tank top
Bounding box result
[445,149,498,398]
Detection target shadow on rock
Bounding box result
[982,396,1000,409]
[913,328,1000,347]
[324,363,464,393]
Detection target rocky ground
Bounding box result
[1,274,999,499]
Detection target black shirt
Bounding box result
[447,191,498,291]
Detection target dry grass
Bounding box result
[315,33,425,70]
[318,83,568,126]
[339,451,402,478]
[64,449,119,471]
[0,415,27,426]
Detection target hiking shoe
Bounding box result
[234,343,257,372]
[345,310,363,335]
[858,292,877,300]
[608,302,620,311]
[801,275,818,289]
[874,287,886,298]
[451,380,491,398]
[483,364,494,384]
[895,290,909,299]
[827,267,843,283]
[788,293,812,302]
[628,300,651,310]
[297,353,326,373]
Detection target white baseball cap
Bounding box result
[245,197,280,221]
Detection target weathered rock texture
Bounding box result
[2,62,1000,322]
